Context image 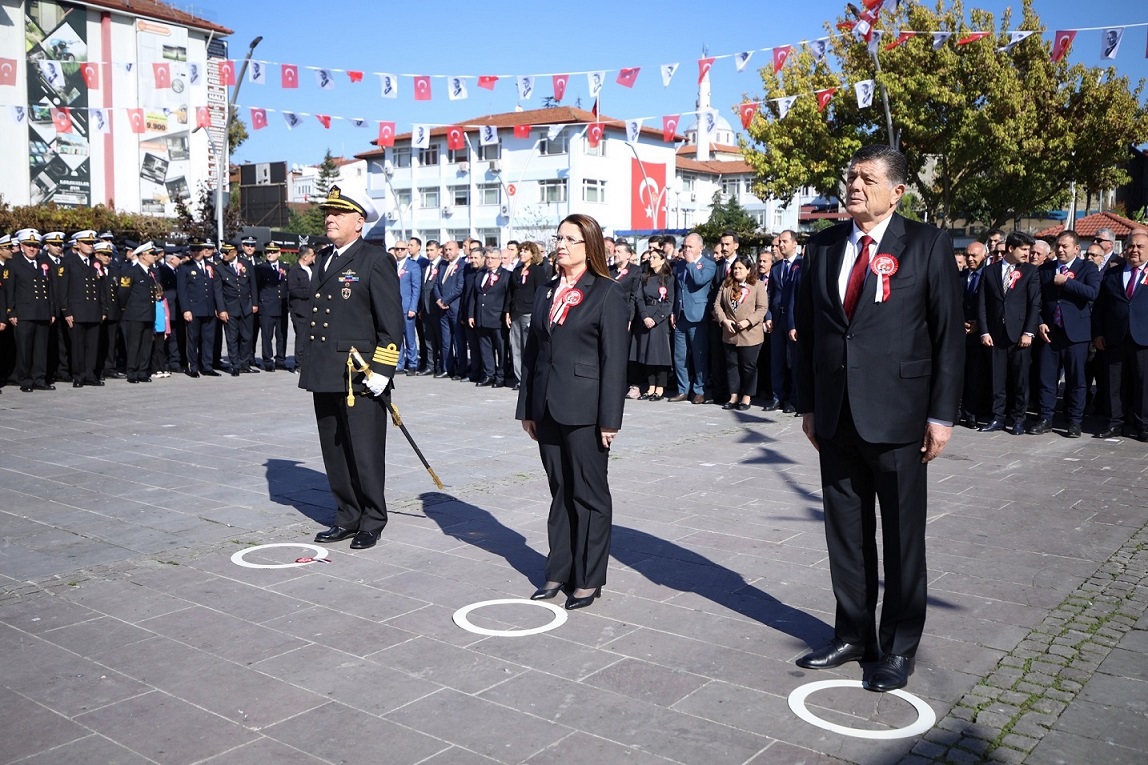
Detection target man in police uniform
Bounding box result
[60,230,107,387]
[214,242,259,375]
[176,239,220,377]
[5,229,56,391]
[0,234,15,388]
[302,186,403,550]
[42,231,72,383]
[255,242,289,370]
[118,242,160,383]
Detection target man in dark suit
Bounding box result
[416,240,442,375]
[1092,231,1148,440]
[287,245,315,374]
[301,186,403,551]
[41,231,71,383]
[434,241,465,379]
[976,232,1041,434]
[794,145,964,693]
[458,245,484,382]
[766,230,801,412]
[5,229,56,392]
[469,246,510,387]
[1029,231,1100,437]
[176,240,221,377]
[157,252,184,373]
[117,243,160,383]
[92,242,123,380]
[214,242,260,375]
[255,243,289,371]
[59,230,107,387]
[958,242,989,427]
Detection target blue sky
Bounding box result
[179,0,1148,166]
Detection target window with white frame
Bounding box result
[446,229,468,243]
[538,179,567,203]
[447,148,467,164]
[418,145,439,166]
[477,228,500,246]
[476,143,501,160]
[394,188,412,207]
[582,179,606,204]
[539,133,568,155]
[419,186,440,208]
[392,147,411,168]
[478,183,501,206]
[450,185,469,206]
[721,177,740,197]
[680,173,697,191]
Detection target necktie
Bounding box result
[968,269,980,295]
[481,273,489,289]
[1128,268,1140,300]
[843,235,872,321]
[1003,265,1013,289]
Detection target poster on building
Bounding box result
[136,20,192,216]
[631,159,667,230]
[24,0,91,207]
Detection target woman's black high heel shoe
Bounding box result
[530,584,564,600]
[564,587,601,610]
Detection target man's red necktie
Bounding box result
[843,235,872,320]
[1128,268,1139,300]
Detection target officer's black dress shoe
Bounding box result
[979,419,1005,432]
[1026,418,1051,435]
[796,638,873,669]
[415,368,433,376]
[314,526,356,543]
[782,403,796,414]
[1066,422,1082,438]
[958,414,978,429]
[434,372,449,378]
[1095,425,1123,439]
[762,398,781,411]
[231,370,240,377]
[564,587,601,610]
[476,378,493,387]
[864,654,913,692]
[20,386,34,392]
[106,372,126,379]
[138,376,151,383]
[185,370,200,378]
[128,378,138,384]
[1010,421,1026,436]
[202,370,221,377]
[73,381,84,388]
[349,530,380,549]
[33,383,56,390]
[1138,431,1148,443]
[88,379,105,387]
[491,382,503,389]
[530,584,565,600]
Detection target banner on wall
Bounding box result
[24,0,91,207]
[136,20,192,215]
[631,158,667,230]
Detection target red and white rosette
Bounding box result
[617,267,628,279]
[40,262,49,275]
[552,288,584,326]
[1141,269,1148,287]
[520,268,529,284]
[1008,269,1022,290]
[490,273,499,285]
[870,253,899,303]
[206,265,214,278]
[740,286,750,304]
[658,285,667,302]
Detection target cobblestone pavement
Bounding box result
[0,367,1145,764]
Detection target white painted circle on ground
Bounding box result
[788,679,936,740]
[452,598,567,637]
[231,543,329,569]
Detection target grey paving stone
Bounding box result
[583,658,710,707]
[370,636,525,694]
[1078,672,1148,715]
[1027,730,1145,765]
[261,701,447,764]
[1097,646,1148,682]
[1052,698,1148,751]
[0,687,91,763]
[136,604,309,665]
[13,733,155,765]
[196,737,330,764]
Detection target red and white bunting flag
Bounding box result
[347,70,363,83]
[660,62,679,87]
[127,108,145,134]
[932,32,952,51]
[513,124,531,139]
[51,107,72,133]
[998,31,1035,53]
[477,75,498,90]
[377,121,395,147]
[772,46,792,74]
[775,95,798,120]
[616,67,640,88]
[738,102,758,129]
[315,68,335,90]
[734,51,753,72]
[816,87,837,111]
[1051,30,1077,62]
[196,106,211,129]
[591,96,600,120]
[281,63,298,88]
[886,31,916,50]
[413,75,432,101]
[957,32,991,46]
[152,62,171,89]
[379,73,398,98]
[697,56,715,84]
[0,57,15,87]
[662,114,679,142]
[79,62,99,89]
[551,74,569,101]
[250,107,268,130]
[447,126,465,151]
[587,122,604,149]
[316,114,331,129]
[219,60,236,86]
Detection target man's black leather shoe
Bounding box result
[1010,421,1026,436]
[73,381,84,388]
[864,654,913,692]
[782,403,796,414]
[20,386,33,392]
[106,372,126,379]
[979,419,1005,432]
[1026,418,1051,435]
[349,530,380,549]
[476,378,493,387]
[314,526,356,543]
[1066,422,1082,438]
[434,372,449,378]
[796,639,872,670]
[185,370,200,378]
[1095,425,1123,439]
[33,383,56,390]
[202,370,221,377]
[762,398,781,411]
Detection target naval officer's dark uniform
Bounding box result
[60,244,108,386]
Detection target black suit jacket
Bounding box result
[3,255,55,322]
[116,263,158,323]
[469,269,510,328]
[60,252,107,323]
[214,258,258,316]
[176,259,218,318]
[254,260,289,316]
[287,263,313,320]
[516,272,629,428]
[976,261,1040,345]
[1093,266,1148,348]
[794,213,965,443]
[1037,257,1100,343]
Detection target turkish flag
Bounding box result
[662,114,679,143]
[587,122,604,148]
[957,32,991,46]
[413,75,432,100]
[447,126,465,150]
[250,107,268,129]
[347,70,363,83]
[377,121,395,147]
[281,63,298,88]
[885,31,916,50]
[513,124,531,139]
[738,102,758,129]
[477,75,498,90]
[616,67,640,88]
[196,106,211,129]
[816,88,837,112]
[153,62,171,89]
[631,158,666,229]
[772,46,792,74]
[316,114,331,129]
[697,57,715,84]
[1051,30,1076,62]
[51,107,72,133]
[552,74,569,102]
[219,60,236,86]
[79,62,99,89]
[127,108,145,134]
[0,57,17,87]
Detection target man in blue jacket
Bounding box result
[669,233,716,403]
[434,241,466,378]
[391,241,421,374]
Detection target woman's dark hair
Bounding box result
[560,213,611,279]
[519,240,544,265]
[723,255,758,293]
[643,250,673,283]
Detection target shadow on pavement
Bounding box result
[263,459,336,526]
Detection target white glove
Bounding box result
[364,373,390,397]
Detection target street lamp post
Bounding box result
[208,35,261,245]
[192,126,225,245]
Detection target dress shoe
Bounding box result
[530,584,564,600]
[415,368,432,376]
[782,403,796,414]
[1026,418,1051,435]
[128,378,139,384]
[405,369,417,376]
[512,383,521,391]
[20,386,34,392]
[796,638,872,669]
[667,394,689,402]
[639,393,652,401]
[692,394,706,405]
[564,587,601,610]
[491,382,503,389]
[979,419,1005,432]
[1138,431,1148,443]
[762,398,781,411]
[314,526,356,543]
[106,372,126,379]
[648,394,664,402]
[33,383,56,391]
[722,401,738,410]
[864,654,913,692]
[959,414,978,429]
[349,530,380,549]
[185,370,200,378]
[139,377,151,383]
[1095,425,1123,439]
[434,372,449,378]
[476,378,493,387]
[737,403,751,411]
[1066,422,1082,438]
[1010,421,1025,436]
[263,366,275,373]
[73,381,84,388]
[231,370,240,377]
[201,370,221,377]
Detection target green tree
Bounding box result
[314,150,341,200]
[693,190,759,245]
[740,0,1148,229]
[285,204,325,236]
[228,117,248,153]
[174,183,246,243]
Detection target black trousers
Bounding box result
[13,319,49,387]
[223,313,254,370]
[769,327,793,404]
[477,326,505,383]
[69,321,102,384]
[708,320,728,402]
[123,321,154,381]
[724,342,761,397]
[418,310,441,372]
[98,319,124,376]
[961,336,989,419]
[166,316,186,371]
[1105,342,1148,431]
[987,341,1032,421]
[313,392,389,534]
[259,312,288,366]
[464,324,481,379]
[48,311,70,381]
[186,315,216,373]
[818,402,929,657]
[292,315,309,372]
[536,409,613,590]
[1040,329,1088,423]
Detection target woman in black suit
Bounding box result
[516,214,629,610]
[629,249,675,400]
[506,241,551,391]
